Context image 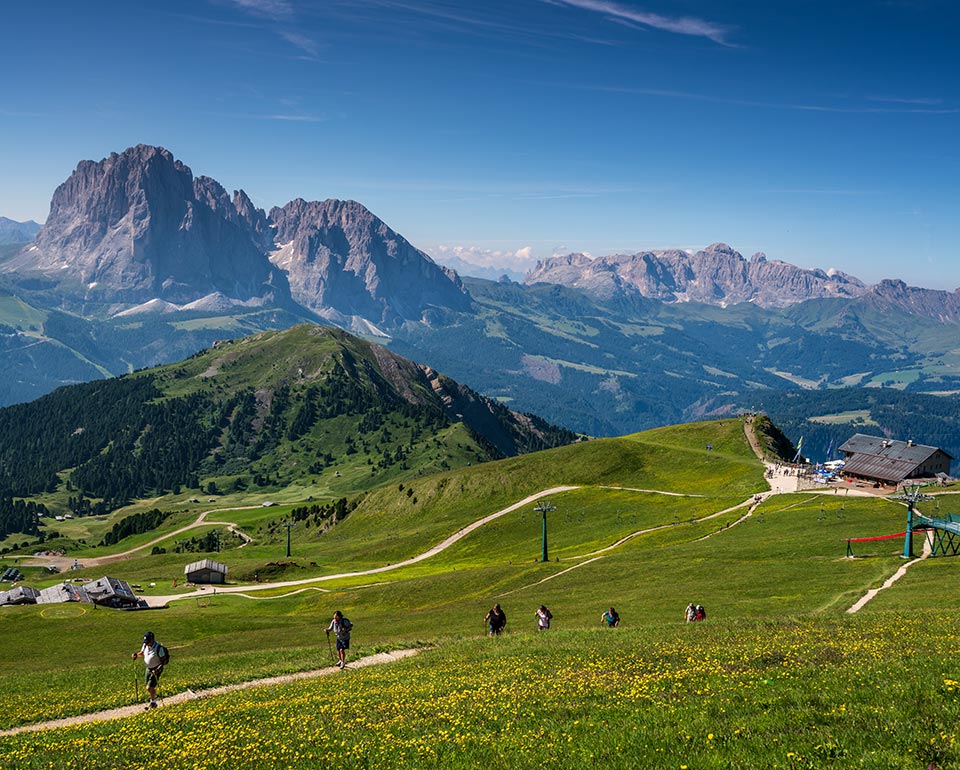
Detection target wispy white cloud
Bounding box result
[867,95,945,106]
[546,0,735,45]
[277,29,323,58]
[215,0,320,57]
[266,113,329,122]
[570,82,959,114]
[221,0,294,21]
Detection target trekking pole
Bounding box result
[133,663,141,705]
[326,632,334,663]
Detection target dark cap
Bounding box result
[143,631,155,644]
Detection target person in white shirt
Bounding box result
[132,631,165,709]
[535,605,553,630]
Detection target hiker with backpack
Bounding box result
[131,631,169,710]
[326,610,353,669]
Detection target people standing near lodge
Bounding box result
[535,605,553,631]
[601,607,620,627]
[326,610,353,669]
[132,631,169,710]
[485,603,507,635]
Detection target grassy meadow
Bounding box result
[2,418,960,768]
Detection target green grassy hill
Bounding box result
[2,417,959,767]
[0,324,576,538]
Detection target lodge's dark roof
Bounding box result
[36,583,92,604]
[0,586,41,605]
[184,558,228,575]
[83,576,138,604]
[838,433,950,483]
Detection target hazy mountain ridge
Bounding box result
[0,217,40,245]
[526,242,868,308]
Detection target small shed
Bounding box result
[0,586,41,606]
[83,576,142,609]
[185,558,228,584]
[36,582,92,604]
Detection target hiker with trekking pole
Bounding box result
[131,631,169,710]
[326,610,353,669]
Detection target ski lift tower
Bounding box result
[534,500,556,562]
[894,483,934,559]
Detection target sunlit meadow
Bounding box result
[3,614,959,769]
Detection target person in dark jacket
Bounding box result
[485,603,507,635]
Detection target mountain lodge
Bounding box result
[838,434,952,485]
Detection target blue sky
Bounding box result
[1,0,957,288]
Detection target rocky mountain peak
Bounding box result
[704,242,740,258]
[267,197,469,328]
[3,145,289,310]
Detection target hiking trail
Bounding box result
[0,649,421,737]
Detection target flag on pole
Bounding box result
[792,436,804,463]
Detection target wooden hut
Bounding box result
[184,558,228,584]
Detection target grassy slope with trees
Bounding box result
[0,324,575,539]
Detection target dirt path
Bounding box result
[15,506,263,572]
[144,486,581,606]
[743,420,804,494]
[845,530,933,614]
[500,492,771,596]
[0,649,421,737]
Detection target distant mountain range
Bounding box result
[3,144,960,456]
[525,244,869,308]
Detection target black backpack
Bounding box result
[157,643,171,666]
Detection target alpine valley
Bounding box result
[4,145,960,463]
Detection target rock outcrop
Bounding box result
[863,279,960,323]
